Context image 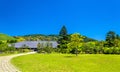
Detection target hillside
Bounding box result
[14,34,96,42]
[0,33,16,41]
[18,34,59,41]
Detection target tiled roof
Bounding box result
[14,41,58,48]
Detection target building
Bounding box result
[14,41,58,51]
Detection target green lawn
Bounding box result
[11,54,120,72]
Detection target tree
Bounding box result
[82,42,96,54]
[17,37,25,42]
[96,41,104,54]
[67,33,84,56]
[0,43,8,53]
[37,43,43,53]
[105,31,116,47]
[58,25,70,53]
[116,34,120,40]
[58,25,68,44]
[59,25,67,36]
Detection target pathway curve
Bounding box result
[0,52,36,72]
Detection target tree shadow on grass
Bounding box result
[64,56,76,58]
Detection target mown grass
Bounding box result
[11,54,120,72]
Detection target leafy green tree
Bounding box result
[67,33,84,56]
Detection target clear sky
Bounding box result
[0,0,120,40]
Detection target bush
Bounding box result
[37,47,53,54]
[37,48,44,53]
[22,49,30,52]
[81,46,95,54]
[103,47,112,54]
[112,47,120,54]
[53,48,61,53]
[44,47,53,53]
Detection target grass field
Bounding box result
[0,33,15,41]
[11,54,120,72]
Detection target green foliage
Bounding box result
[7,40,17,43]
[57,25,70,53]
[37,42,53,53]
[16,34,59,41]
[22,49,30,52]
[59,25,67,36]
[0,43,8,53]
[0,43,16,53]
[37,48,45,53]
[44,47,53,53]
[82,42,95,54]
[67,33,84,55]
[103,47,112,54]
[95,47,120,54]
[83,36,97,42]
[37,47,53,54]
[2,30,120,55]
[105,31,118,47]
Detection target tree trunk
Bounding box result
[75,48,78,56]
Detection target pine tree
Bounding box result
[58,25,69,53]
[59,25,67,36]
[58,25,68,44]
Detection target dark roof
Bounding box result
[14,41,58,48]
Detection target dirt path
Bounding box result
[0,52,36,72]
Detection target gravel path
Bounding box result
[0,52,36,72]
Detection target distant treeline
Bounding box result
[14,34,96,42]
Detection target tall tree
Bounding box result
[58,25,69,53]
[105,31,116,47]
[58,25,68,43]
[59,25,67,36]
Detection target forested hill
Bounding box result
[14,34,96,42]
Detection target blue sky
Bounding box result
[0,0,120,40]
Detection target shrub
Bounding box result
[112,47,120,54]
[37,47,53,54]
[103,47,112,54]
[23,49,30,52]
[44,47,53,53]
